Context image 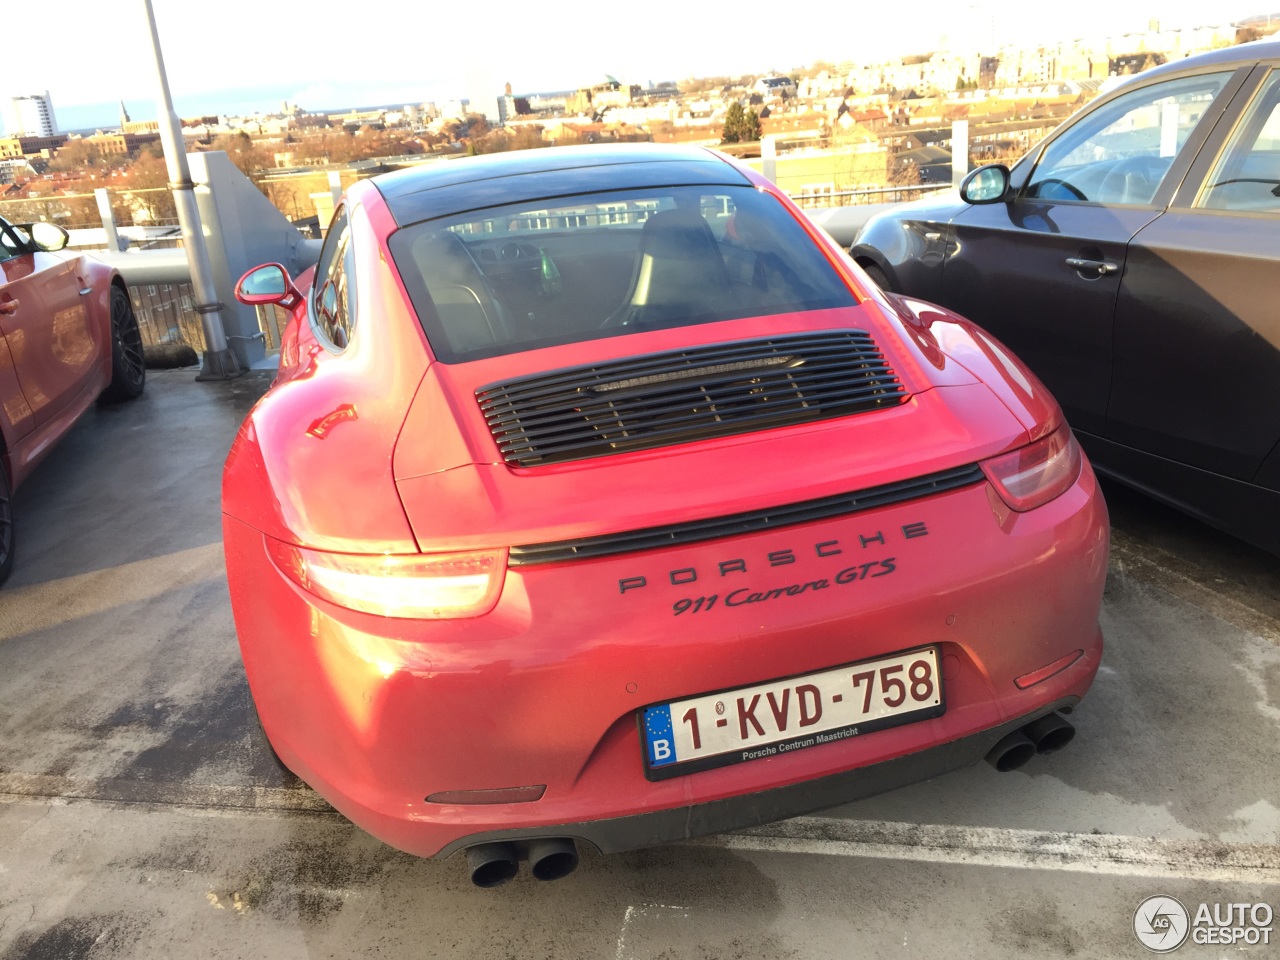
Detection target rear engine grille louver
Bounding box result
[476,331,909,467]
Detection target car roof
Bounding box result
[371,144,752,226]
[1121,38,1280,86]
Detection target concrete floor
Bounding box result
[0,371,1276,960]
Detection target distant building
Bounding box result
[0,157,41,184]
[4,92,58,137]
[754,77,797,100]
[496,93,531,126]
[0,134,68,159]
[1110,52,1167,77]
[569,78,634,115]
[82,131,162,155]
[328,109,386,130]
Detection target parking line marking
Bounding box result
[0,772,338,817]
[4,774,1275,885]
[701,816,1280,884]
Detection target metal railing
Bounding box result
[129,281,203,348]
[2,148,958,364]
[253,305,290,352]
[790,183,951,209]
[0,186,177,235]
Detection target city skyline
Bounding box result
[4,1,1272,134]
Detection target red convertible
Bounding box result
[225,145,1107,887]
[0,218,145,585]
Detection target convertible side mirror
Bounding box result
[235,263,302,310]
[959,164,1011,205]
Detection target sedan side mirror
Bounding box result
[959,164,1011,205]
[27,221,70,252]
[235,263,302,310]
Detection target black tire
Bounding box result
[100,285,146,404]
[860,262,893,293]
[0,457,13,589]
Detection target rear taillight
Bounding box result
[267,539,506,619]
[981,426,1082,512]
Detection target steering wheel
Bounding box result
[1099,156,1170,205]
[1032,177,1088,202]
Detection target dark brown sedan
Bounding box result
[853,41,1280,555]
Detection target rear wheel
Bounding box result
[100,285,145,404]
[0,458,14,588]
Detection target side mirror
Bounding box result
[959,164,1011,204]
[28,222,70,252]
[235,263,302,309]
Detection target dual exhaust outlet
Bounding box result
[984,710,1075,772]
[465,711,1074,885]
[465,837,579,888]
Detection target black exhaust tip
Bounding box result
[1024,711,1075,754]
[466,842,519,888]
[528,837,579,881]
[985,730,1037,772]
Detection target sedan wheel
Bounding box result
[101,285,146,403]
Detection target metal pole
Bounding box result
[139,0,242,380]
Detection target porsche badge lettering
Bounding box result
[618,522,927,598]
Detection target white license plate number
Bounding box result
[641,647,943,779]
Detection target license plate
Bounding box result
[641,646,944,779]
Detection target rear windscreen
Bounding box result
[387,184,857,363]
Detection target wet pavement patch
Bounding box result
[114,665,266,784]
[0,915,140,960]
[217,832,417,924]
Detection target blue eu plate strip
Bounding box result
[643,704,676,767]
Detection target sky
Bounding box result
[2,1,1273,132]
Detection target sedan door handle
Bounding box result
[1065,257,1119,275]
[0,299,19,315]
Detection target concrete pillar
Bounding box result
[188,151,319,370]
[94,189,123,253]
[761,136,777,184]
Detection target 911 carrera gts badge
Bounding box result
[672,558,896,617]
[618,522,928,610]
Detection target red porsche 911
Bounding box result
[225,144,1107,888]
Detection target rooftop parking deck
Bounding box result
[0,371,1277,959]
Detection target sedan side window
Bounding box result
[1026,72,1233,205]
[1197,72,1280,213]
[0,220,24,262]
